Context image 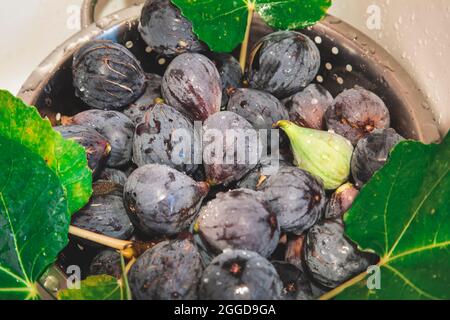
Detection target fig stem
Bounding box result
[239,1,255,72]
[68,226,134,258]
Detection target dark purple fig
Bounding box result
[283,84,333,130]
[123,73,162,124]
[203,111,261,186]
[72,40,146,110]
[199,249,283,300]
[123,164,209,236]
[304,220,377,288]
[325,182,359,220]
[139,0,206,57]
[237,154,292,190]
[206,53,243,106]
[162,53,222,121]
[272,261,325,300]
[55,125,110,178]
[257,166,326,235]
[133,103,199,174]
[227,88,289,139]
[67,110,135,168]
[351,128,405,187]
[195,189,280,258]
[325,87,391,145]
[72,194,134,240]
[98,168,128,186]
[249,31,320,99]
[89,249,122,278]
[129,239,203,300]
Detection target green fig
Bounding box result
[276,120,353,190]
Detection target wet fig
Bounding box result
[304,220,377,288]
[72,40,146,110]
[123,164,209,236]
[129,239,203,300]
[226,88,289,140]
[133,103,199,174]
[257,167,326,235]
[351,128,405,187]
[194,189,280,259]
[55,125,111,178]
[248,31,320,99]
[161,53,222,121]
[139,0,206,57]
[276,120,353,190]
[325,87,390,145]
[72,194,134,240]
[283,84,333,130]
[203,111,261,186]
[123,73,162,125]
[66,110,135,168]
[206,53,243,107]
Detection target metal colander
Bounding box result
[17,1,441,298]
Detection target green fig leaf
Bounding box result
[171,0,332,52]
[0,90,92,213]
[0,90,92,300]
[57,275,125,300]
[323,133,450,300]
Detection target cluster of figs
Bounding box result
[55,0,405,300]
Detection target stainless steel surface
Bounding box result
[81,0,99,28]
[17,3,442,298]
[81,0,144,28]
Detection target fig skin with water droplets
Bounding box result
[129,239,203,300]
[227,88,289,136]
[72,40,146,110]
[257,166,326,235]
[351,128,405,187]
[123,73,162,125]
[139,0,206,57]
[272,261,325,300]
[249,31,321,99]
[67,110,135,168]
[206,52,243,107]
[162,53,222,121]
[203,111,261,186]
[276,120,353,190]
[123,164,209,237]
[133,103,199,174]
[325,87,391,145]
[195,189,280,259]
[237,154,292,190]
[55,125,110,178]
[199,249,283,300]
[283,84,333,130]
[304,220,377,288]
[72,194,134,241]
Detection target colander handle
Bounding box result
[80,0,144,28]
[80,0,98,28]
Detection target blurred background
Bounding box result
[0,0,448,135]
